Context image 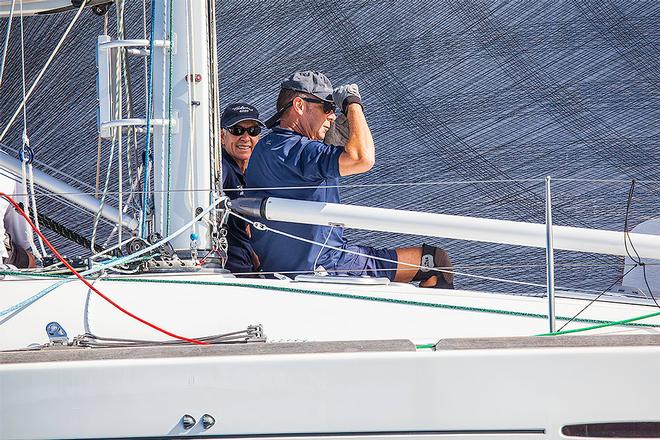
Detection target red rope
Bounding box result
[1,192,206,345]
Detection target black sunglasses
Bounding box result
[302,97,336,114]
[227,125,262,137]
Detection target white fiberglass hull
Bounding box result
[2,273,659,439]
[2,338,659,439]
[1,271,659,351]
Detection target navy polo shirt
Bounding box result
[245,127,346,274]
[222,154,254,274]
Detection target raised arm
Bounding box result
[334,85,375,176]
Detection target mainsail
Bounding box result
[0,0,657,294]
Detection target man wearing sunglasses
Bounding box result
[219,102,264,275]
[246,71,453,288]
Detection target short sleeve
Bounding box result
[294,140,344,180]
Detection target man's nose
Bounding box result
[328,112,337,122]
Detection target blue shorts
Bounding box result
[326,245,398,281]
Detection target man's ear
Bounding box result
[292,96,305,115]
[220,128,226,145]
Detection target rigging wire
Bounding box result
[555,180,659,332]
[165,0,174,234]
[0,0,16,88]
[16,0,46,258]
[90,130,117,252]
[158,0,169,235]
[622,179,657,306]
[5,177,657,198]
[0,0,88,142]
[140,0,157,238]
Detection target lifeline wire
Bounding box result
[4,176,658,198]
[230,211,593,291]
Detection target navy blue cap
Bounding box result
[221,103,264,129]
[281,71,334,102]
[265,71,334,128]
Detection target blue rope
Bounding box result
[0,279,74,318]
[141,0,157,238]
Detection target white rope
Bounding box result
[115,3,125,246]
[0,0,88,141]
[102,164,143,248]
[93,235,136,260]
[16,0,45,259]
[27,162,47,256]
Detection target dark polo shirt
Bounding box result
[222,153,254,274]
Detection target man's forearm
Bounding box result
[343,104,375,171]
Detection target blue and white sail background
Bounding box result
[0,0,658,295]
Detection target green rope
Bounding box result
[3,270,658,331]
[535,309,660,336]
[415,343,436,349]
[164,0,174,235]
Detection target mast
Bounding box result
[151,0,216,251]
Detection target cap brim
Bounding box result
[281,86,334,104]
[315,93,334,103]
[222,117,265,129]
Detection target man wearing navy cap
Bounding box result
[246,71,453,288]
[220,102,264,275]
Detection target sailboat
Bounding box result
[1,1,659,439]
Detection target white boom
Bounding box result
[237,197,660,260]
